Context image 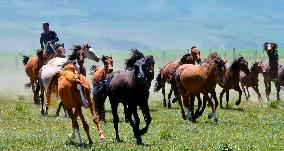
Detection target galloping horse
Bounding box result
[154,47,201,108]
[91,55,113,122]
[240,61,263,101]
[262,42,279,101]
[219,56,250,108]
[173,52,226,122]
[39,44,100,116]
[21,49,45,104]
[105,55,153,145]
[47,63,105,146]
[21,43,65,104]
[276,63,284,100]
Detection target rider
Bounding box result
[40,22,59,57]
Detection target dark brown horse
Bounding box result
[276,63,284,100]
[102,54,153,145]
[91,55,113,122]
[262,42,279,101]
[154,46,201,108]
[219,56,250,108]
[240,61,263,101]
[173,52,226,122]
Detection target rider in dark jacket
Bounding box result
[40,22,59,54]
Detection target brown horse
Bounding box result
[173,52,226,122]
[276,63,284,100]
[21,49,45,104]
[154,46,201,108]
[262,42,279,101]
[219,56,250,108]
[240,61,263,101]
[47,64,105,145]
[91,55,113,122]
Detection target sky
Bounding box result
[0,0,284,51]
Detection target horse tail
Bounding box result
[19,53,30,65]
[154,69,163,92]
[47,72,60,108]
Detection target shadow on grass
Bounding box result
[221,107,245,112]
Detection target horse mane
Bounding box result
[230,57,242,70]
[68,45,81,60]
[144,55,155,65]
[36,49,44,57]
[179,53,192,64]
[90,65,99,75]
[125,48,145,69]
[250,62,260,71]
[202,52,219,64]
[53,43,64,49]
[263,42,279,61]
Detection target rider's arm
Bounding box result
[51,31,59,44]
[40,33,44,50]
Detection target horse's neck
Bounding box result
[249,69,260,82]
[268,54,279,68]
[227,65,240,79]
[203,63,218,84]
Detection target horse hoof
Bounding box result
[163,103,167,107]
[208,113,212,119]
[136,140,144,145]
[235,102,240,105]
[167,104,171,108]
[213,118,218,123]
[78,142,84,147]
[41,110,44,115]
[182,115,187,120]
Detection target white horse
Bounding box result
[38,45,100,115]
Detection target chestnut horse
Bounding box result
[173,52,226,122]
[47,64,105,145]
[91,55,113,122]
[219,56,250,108]
[21,49,45,104]
[262,42,279,101]
[21,43,65,104]
[154,46,201,108]
[39,44,100,116]
[240,61,263,101]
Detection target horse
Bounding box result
[275,63,284,100]
[262,42,279,101]
[47,63,105,146]
[173,52,226,122]
[21,43,65,104]
[91,55,113,122]
[154,46,201,108]
[219,56,250,108]
[39,44,100,116]
[240,61,264,101]
[105,56,153,145]
[21,49,45,104]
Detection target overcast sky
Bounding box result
[0,0,284,51]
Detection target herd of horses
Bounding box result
[20,42,283,145]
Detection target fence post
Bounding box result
[233,48,236,60]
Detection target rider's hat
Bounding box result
[42,22,49,27]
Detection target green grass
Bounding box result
[0,96,283,150]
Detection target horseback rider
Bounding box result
[40,22,59,59]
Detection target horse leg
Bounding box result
[219,89,226,108]
[209,92,218,123]
[194,94,202,118]
[139,102,152,137]
[40,86,45,115]
[125,105,142,145]
[189,95,196,122]
[275,81,281,101]
[34,81,40,104]
[264,78,271,101]
[123,104,129,123]
[89,98,105,141]
[167,89,173,108]
[110,101,120,141]
[56,101,63,117]
[162,86,167,107]
[65,108,83,145]
[241,85,248,101]
[132,108,140,129]
[198,94,209,117]
[252,85,263,102]
[225,90,229,108]
[234,86,242,108]
[77,107,93,145]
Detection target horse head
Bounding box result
[264,42,278,53]
[82,44,100,62]
[190,46,201,64]
[180,53,195,64]
[101,55,113,73]
[133,58,148,85]
[53,43,65,58]
[213,57,227,85]
[237,56,250,74]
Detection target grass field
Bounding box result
[0,49,284,150]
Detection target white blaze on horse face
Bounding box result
[77,84,88,107]
[267,44,272,51]
[85,47,100,62]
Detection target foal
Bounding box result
[91,55,113,122]
[240,62,263,101]
[47,64,105,145]
[219,56,250,108]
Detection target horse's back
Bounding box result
[47,57,67,68]
[162,61,180,82]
